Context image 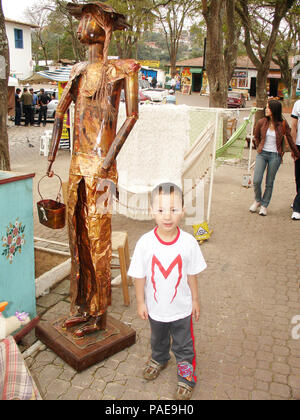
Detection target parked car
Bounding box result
[227,91,246,108]
[141,88,169,102]
[33,89,59,120]
[46,98,59,118]
[139,79,150,90]
[120,86,151,104]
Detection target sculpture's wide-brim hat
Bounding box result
[66,1,130,31]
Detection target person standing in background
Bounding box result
[14,88,21,126]
[151,76,157,88]
[291,99,300,220]
[249,100,300,216]
[20,87,33,126]
[36,88,49,127]
[29,88,38,125]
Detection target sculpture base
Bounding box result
[35,315,136,372]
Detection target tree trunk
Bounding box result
[224,0,240,86]
[203,1,228,108]
[0,0,10,171]
[170,50,177,77]
[291,78,297,100]
[255,68,268,122]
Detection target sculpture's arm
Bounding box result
[46,82,74,175]
[101,71,139,172]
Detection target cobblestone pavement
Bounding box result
[6,98,300,400]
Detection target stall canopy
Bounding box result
[38,66,72,83]
[21,73,52,84]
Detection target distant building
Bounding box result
[5,18,39,80]
[167,56,293,97]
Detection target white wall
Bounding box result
[5,21,34,80]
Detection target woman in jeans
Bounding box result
[250,100,300,216]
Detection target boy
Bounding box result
[128,182,207,400]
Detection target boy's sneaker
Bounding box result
[143,359,168,381]
[176,382,193,400]
[259,206,267,216]
[291,212,300,220]
[249,201,260,213]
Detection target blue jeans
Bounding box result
[253,151,281,208]
[293,146,300,213]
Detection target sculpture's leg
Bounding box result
[75,178,113,315]
[62,313,89,330]
[72,312,107,338]
[66,178,113,339]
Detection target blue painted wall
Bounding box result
[0,172,36,319]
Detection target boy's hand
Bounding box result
[137,302,148,320]
[192,300,200,321]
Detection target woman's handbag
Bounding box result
[37,174,66,229]
[282,120,291,153]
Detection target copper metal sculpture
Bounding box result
[46,2,139,338]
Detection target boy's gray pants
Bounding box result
[149,315,197,387]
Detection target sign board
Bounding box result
[58,82,70,147]
[139,60,160,68]
[233,71,247,78]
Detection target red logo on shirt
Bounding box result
[151,255,183,303]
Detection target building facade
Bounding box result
[168,56,291,98]
[5,18,38,80]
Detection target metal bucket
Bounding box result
[37,174,66,229]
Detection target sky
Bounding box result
[2,0,38,20]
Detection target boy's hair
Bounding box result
[151,182,184,206]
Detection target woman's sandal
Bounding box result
[176,382,193,400]
[143,359,168,380]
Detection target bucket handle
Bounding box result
[38,174,63,203]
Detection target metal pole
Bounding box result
[247,113,254,173]
[207,111,219,224]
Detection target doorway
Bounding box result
[250,77,256,97]
[269,78,278,97]
[192,73,202,92]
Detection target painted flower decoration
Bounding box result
[1,219,26,264]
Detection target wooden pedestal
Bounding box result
[35,315,136,372]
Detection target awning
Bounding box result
[38,66,72,82]
[190,68,203,74]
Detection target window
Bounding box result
[231,71,249,89]
[14,29,23,49]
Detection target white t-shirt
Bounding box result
[128,227,207,322]
[263,128,277,152]
[291,99,300,146]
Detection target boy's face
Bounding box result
[151,192,184,234]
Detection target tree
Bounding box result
[189,22,206,59]
[201,0,241,107]
[153,0,197,77]
[0,0,10,171]
[109,0,156,58]
[236,0,296,115]
[272,6,300,99]
[40,0,87,62]
[25,1,51,66]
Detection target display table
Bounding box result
[0,171,36,320]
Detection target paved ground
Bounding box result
[6,93,300,400]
